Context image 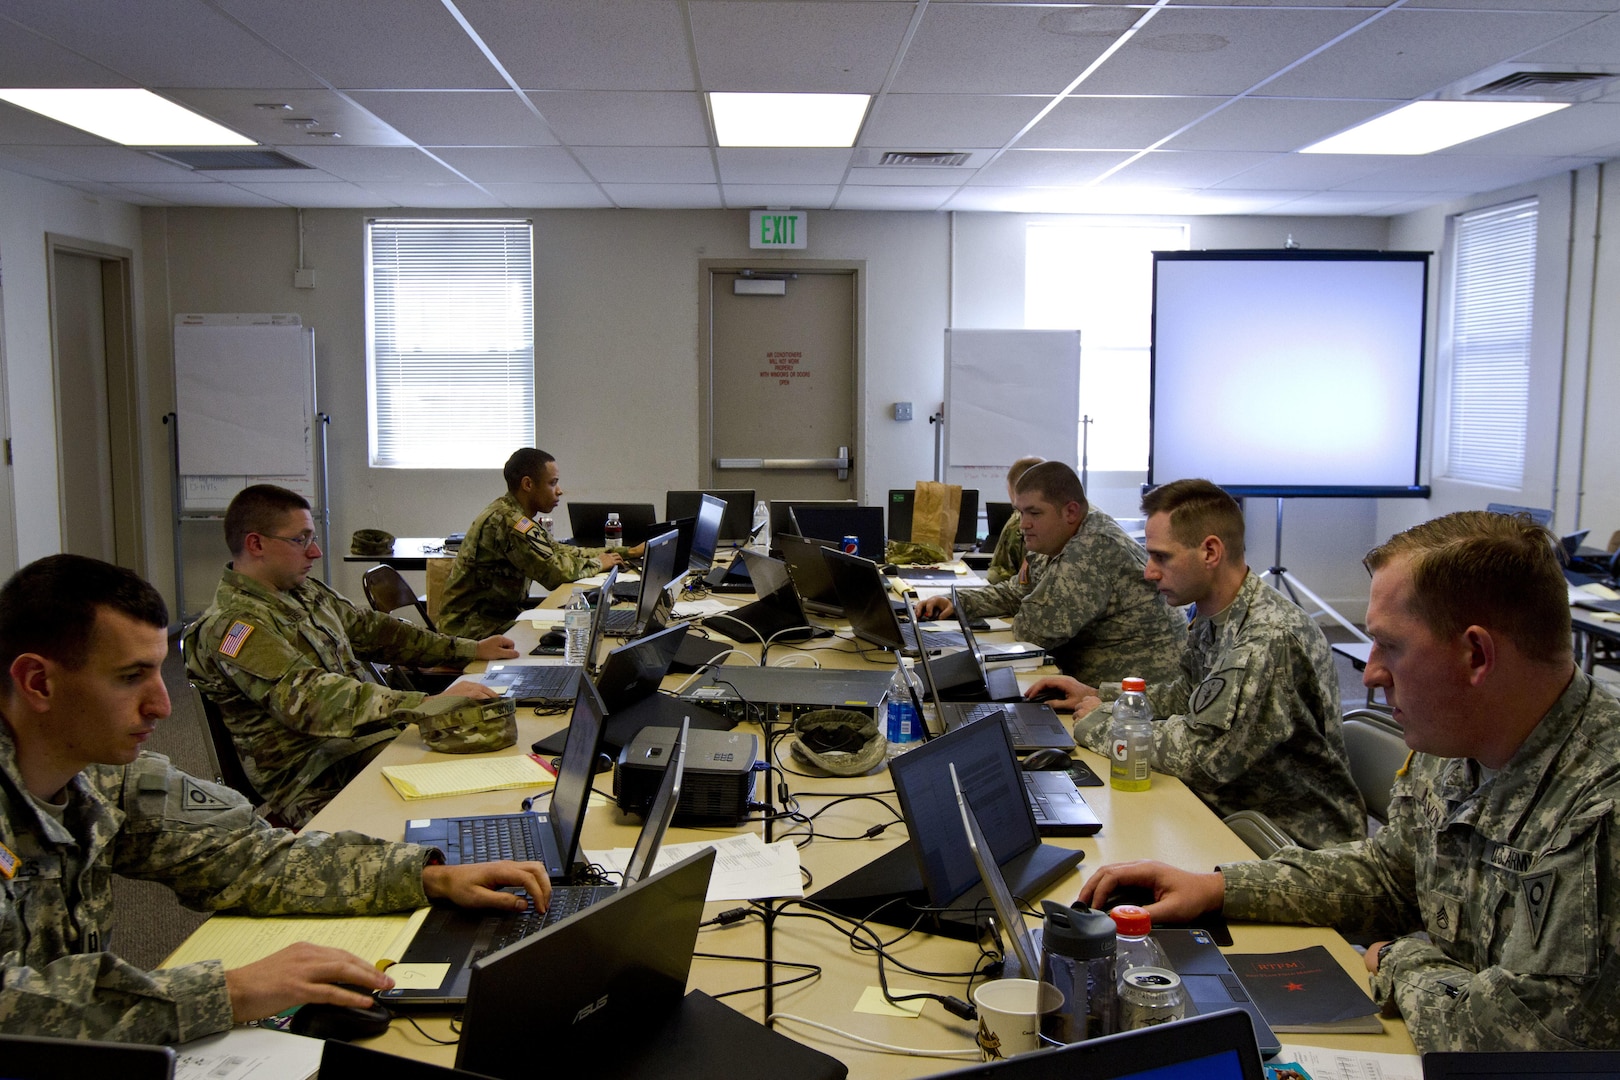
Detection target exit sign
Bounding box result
[750,210,808,249]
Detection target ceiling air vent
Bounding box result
[147,148,312,171]
[1468,71,1615,99]
[879,151,971,167]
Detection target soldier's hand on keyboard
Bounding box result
[423,860,552,911]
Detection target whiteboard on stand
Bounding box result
[943,329,1081,489]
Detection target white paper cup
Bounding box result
[972,978,1065,1061]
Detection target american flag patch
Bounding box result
[219,620,255,658]
[514,517,536,534]
[0,842,17,879]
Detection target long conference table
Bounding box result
[276,570,1415,1076]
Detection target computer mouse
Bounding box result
[1021,748,1074,771]
[1026,687,1067,705]
[288,988,393,1042]
[538,628,567,648]
[1099,884,1159,911]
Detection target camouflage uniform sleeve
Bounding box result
[203,614,429,738]
[502,520,603,592]
[956,565,1032,620]
[1009,552,1119,652]
[986,516,1024,585]
[0,943,234,1044]
[334,588,480,662]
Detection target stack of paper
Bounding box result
[586,833,803,901]
[381,755,553,800]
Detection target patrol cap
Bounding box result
[886,540,950,565]
[790,708,887,777]
[350,528,396,556]
[417,695,518,754]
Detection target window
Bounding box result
[1025,223,1188,472]
[366,219,534,468]
[1441,199,1537,488]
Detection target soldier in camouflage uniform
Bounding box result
[986,456,1042,585]
[918,462,1184,687]
[1031,479,1362,848]
[1078,511,1620,1052]
[0,555,550,1043]
[437,448,637,639]
[185,485,517,827]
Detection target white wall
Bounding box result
[0,167,144,571]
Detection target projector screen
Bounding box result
[1150,250,1430,498]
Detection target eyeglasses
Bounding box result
[261,532,318,550]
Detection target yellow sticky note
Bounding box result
[386,963,451,990]
[855,986,925,1017]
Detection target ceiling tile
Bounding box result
[893,5,1131,95]
[1081,8,1370,96]
[291,146,465,182]
[214,0,505,90]
[690,1,914,94]
[0,0,321,88]
[0,17,134,87]
[1336,153,1584,192]
[531,92,709,147]
[118,180,283,206]
[349,91,556,147]
[457,0,696,92]
[968,149,1135,187]
[0,145,207,182]
[722,184,838,209]
[0,101,109,146]
[1261,9,1603,98]
[481,182,613,208]
[1096,149,1278,188]
[862,94,1047,148]
[357,181,505,207]
[717,147,852,185]
[230,180,394,207]
[432,147,592,183]
[575,146,716,185]
[164,88,414,147]
[1160,98,1392,153]
[845,166,972,188]
[835,185,954,210]
[1211,153,1391,191]
[1432,101,1620,157]
[602,183,724,208]
[1022,96,1223,150]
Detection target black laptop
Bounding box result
[0,1035,173,1080]
[666,488,754,544]
[778,532,844,616]
[808,714,1083,939]
[605,527,681,637]
[792,503,887,563]
[702,548,820,644]
[909,608,1073,754]
[821,546,966,655]
[455,847,847,1080]
[403,678,607,879]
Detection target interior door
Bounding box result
[705,268,858,503]
[52,249,117,562]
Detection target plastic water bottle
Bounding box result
[1108,905,1168,980]
[603,512,623,549]
[1108,905,1179,1029]
[886,662,921,757]
[1108,676,1152,792]
[563,590,592,666]
[751,499,771,553]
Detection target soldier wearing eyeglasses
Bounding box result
[185,485,518,827]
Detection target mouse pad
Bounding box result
[1065,760,1103,787]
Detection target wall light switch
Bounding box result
[894,401,913,421]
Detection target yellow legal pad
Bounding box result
[163,907,431,970]
[380,755,554,800]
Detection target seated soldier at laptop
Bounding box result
[186,485,517,828]
[1027,479,1363,849]
[1077,511,1620,1052]
[917,461,1185,688]
[0,554,549,1044]
[437,448,642,639]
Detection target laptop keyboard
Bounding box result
[475,885,618,959]
[900,623,966,651]
[501,665,582,703]
[602,608,638,633]
[457,816,543,863]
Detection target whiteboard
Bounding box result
[173,314,316,512]
[943,329,1080,475]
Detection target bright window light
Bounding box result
[0,88,254,146]
[709,92,869,147]
[1300,100,1566,155]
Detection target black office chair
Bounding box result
[188,681,290,828]
[363,564,434,631]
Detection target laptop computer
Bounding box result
[383,719,690,1008]
[793,504,887,563]
[909,608,1074,756]
[768,498,856,546]
[481,569,616,702]
[605,527,681,637]
[778,533,844,616]
[455,847,847,1080]
[822,546,966,656]
[702,548,821,645]
[403,677,607,878]
[1422,1051,1620,1079]
[953,761,1043,978]
[1151,930,1283,1057]
[808,714,1083,939]
[914,1009,1264,1080]
[667,489,754,544]
[567,501,658,547]
[0,1035,173,1080]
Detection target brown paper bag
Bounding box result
[911,482,962,553]
[425,556,455,624]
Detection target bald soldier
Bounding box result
[0,554,549,1043]
[186,485,517,827]
[1078,511,1620,1052]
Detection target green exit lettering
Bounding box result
[760,214,797,245]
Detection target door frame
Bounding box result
[45,233,146,574]
[698,258,866,496]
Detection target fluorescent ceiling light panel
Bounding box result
[710,92,869,147]
[0,88,254,146]
[1300,100,1566,155]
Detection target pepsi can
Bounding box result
[842,535,860,556]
